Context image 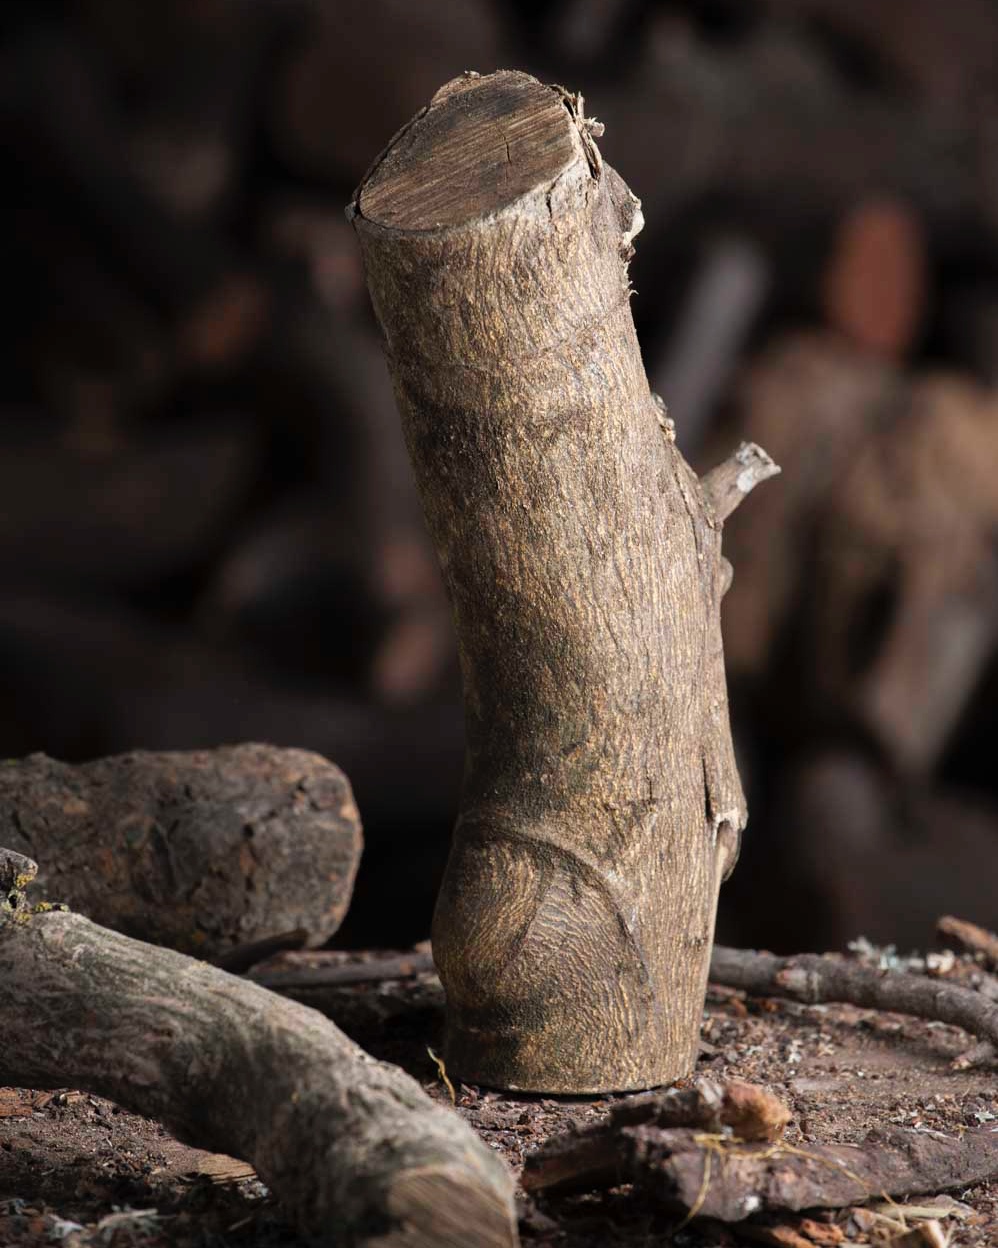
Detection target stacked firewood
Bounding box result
[2,0,996,951]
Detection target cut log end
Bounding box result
[356,71,582,231]
[383,1166,518,1248]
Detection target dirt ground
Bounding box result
[3,947,997,1247]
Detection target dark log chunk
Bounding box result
[353,70,776,1093]
[0,745,362,957]
[0,853,518,1248]
[0,593,462,948]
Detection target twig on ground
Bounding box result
[710,945,998,1055]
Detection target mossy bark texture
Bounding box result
[351,71,776,1093]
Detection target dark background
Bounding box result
[2,0,996,954]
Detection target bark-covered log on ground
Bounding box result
[522,1077,791,1194]
[0,850,517,1248]
[0,744,362,956]
[352,69,777,1095]
[620,1123,998,1221]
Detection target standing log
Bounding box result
[0,850,517,1248]
[351,71,778,1093]
[0,745,362,957]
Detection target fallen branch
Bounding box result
[522,1077,790,1194]
[710,945,998,1052]
[0,745,362,957]
[937,916,998,969]
[620,1124,998,1222]
[0,850,517,1248]
[526,1102,998,1224]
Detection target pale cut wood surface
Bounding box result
[359,73,578,230]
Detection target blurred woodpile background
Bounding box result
[2,0,996,953]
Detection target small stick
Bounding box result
[700,443,782,525]
[0,852,517,1248]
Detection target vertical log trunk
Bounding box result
[351,71,776,1093]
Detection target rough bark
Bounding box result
[522,1077,791,1194]
[0,850,517,1248]
[351,70,777,1093]
[0,745,362,957]
[620,1124,998,1221]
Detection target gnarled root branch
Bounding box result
[0,851,517,1248]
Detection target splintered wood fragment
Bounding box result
[0,854,518,1248]
[620,1124,998,1221]
[938,916,998,969]
[353,68,779,1094]
[522,1077,790,1194]
[710,945,998,1052]
[0,746,362,957]
[701,443,781,524]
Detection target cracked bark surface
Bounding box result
[0,849,518,1248]
[351,71,777,1093]
[0,745,362,957]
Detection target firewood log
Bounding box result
[352,70,778,1092]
